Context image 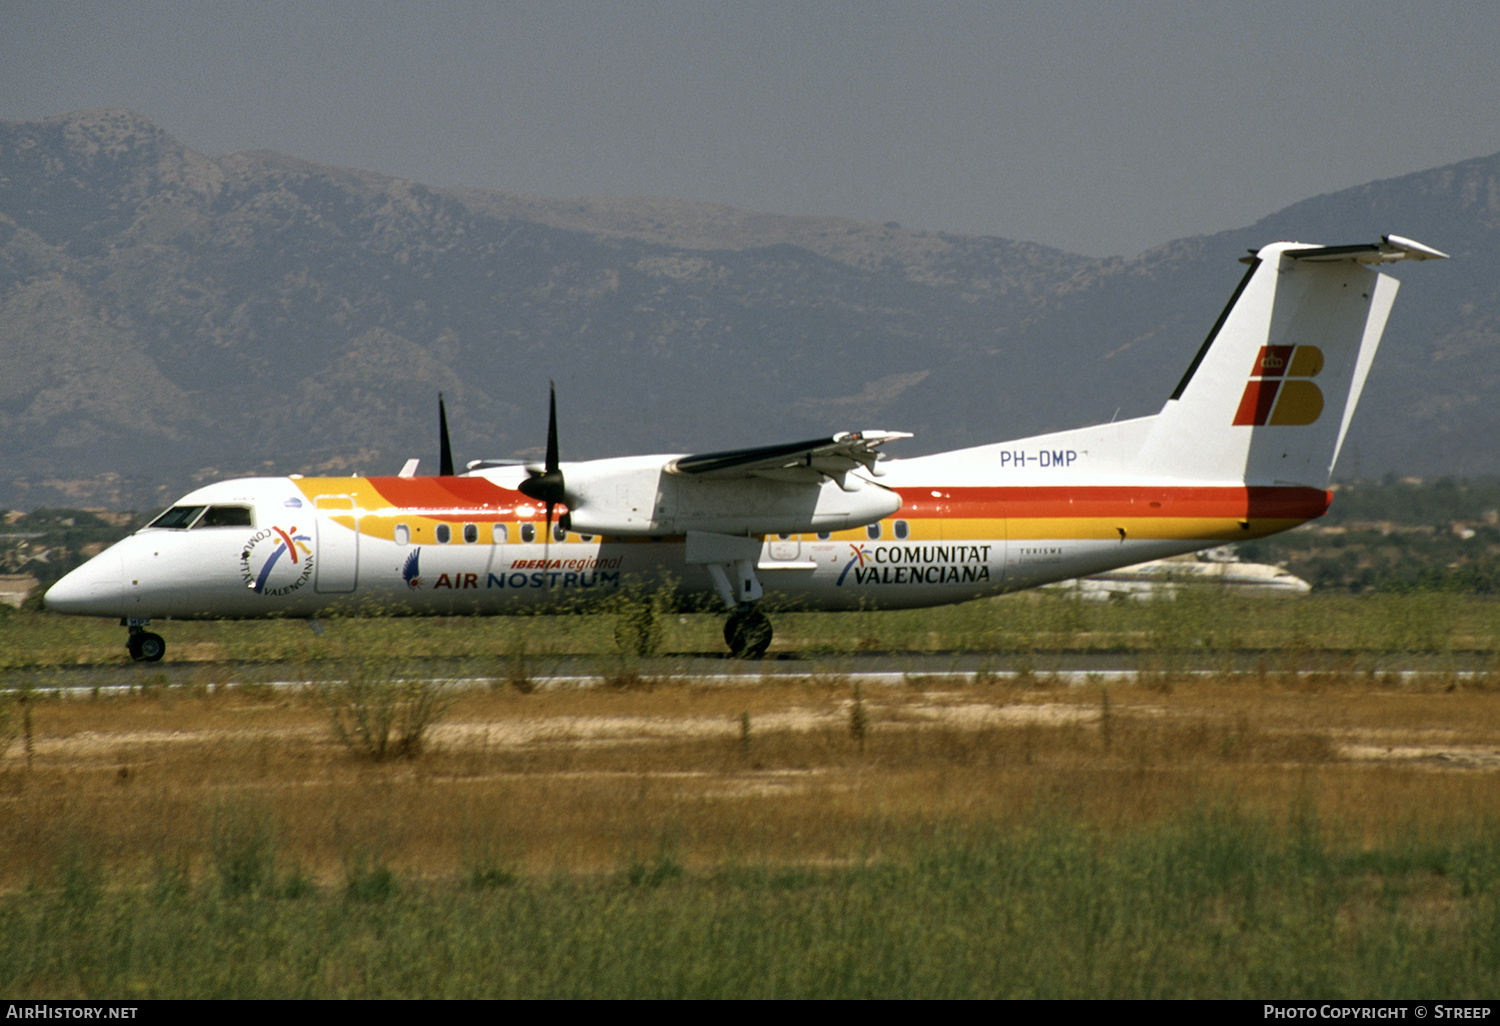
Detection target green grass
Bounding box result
[7,658,1500,997]
[8,588,1500,669]
[5,805,1498,999]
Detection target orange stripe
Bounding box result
[298,476,540,521]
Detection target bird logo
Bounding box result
[402,548,422,589]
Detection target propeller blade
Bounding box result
[544,381,559,475]
[509,384,566,586]
[518,382,567,507]
[438,393,454,477]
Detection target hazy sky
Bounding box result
[5,1,1498,257]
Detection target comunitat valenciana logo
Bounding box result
[1233,345,1324,426]
[240,525,314,596]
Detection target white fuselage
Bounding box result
[44,450,1325,621]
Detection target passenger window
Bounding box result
[866,523,882,540]
[436,523,452,544]
[395,524,411,546]
[894,520,909,540]
[552,522,566,543]
[580,534,594,543]
[816,531,831,541]
[493,524,508,544]
[197,505,253,528]
[463,523,478,544]
[148,505,206,530]
[521,523,536,543]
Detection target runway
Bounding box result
[6,648,1494,697]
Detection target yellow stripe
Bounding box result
[1001,516,1303,541]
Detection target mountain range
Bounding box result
[1,109,1495,511]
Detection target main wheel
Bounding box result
[127,631,166,663]
[723,609,773,659]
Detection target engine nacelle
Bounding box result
[560,456,901,536]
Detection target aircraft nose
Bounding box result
[45,550,127,615]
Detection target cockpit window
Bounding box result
[197,505,254,528]
[147,504,253,530]
[148,505,207,530]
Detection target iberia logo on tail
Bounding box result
[1232,345,1324,426]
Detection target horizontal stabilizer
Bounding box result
[1254,234,1449,265]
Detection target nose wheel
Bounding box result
[724,608,773,659]
[127,627,166,663]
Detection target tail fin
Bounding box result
[1137,236,1446,488]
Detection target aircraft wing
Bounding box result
[667,430,911,483]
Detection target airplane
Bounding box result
[43,235,1446,661]
[1045,552,1312,601]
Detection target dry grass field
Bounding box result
[5,671,1500,880]
[4,665,1500,997]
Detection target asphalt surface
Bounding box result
[6,649,1495,696]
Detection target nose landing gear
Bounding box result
[125,623,166,663]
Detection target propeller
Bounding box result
[438,393,455,476]
[518,382,567,537]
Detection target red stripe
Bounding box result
[1233,379,1280,425]
[897,485,1330,521]
[364,477,534,518]
[273,525,300,563]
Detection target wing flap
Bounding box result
[668,430,911,481]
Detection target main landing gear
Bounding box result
[684,532,776,660]
[125,622,166,663]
